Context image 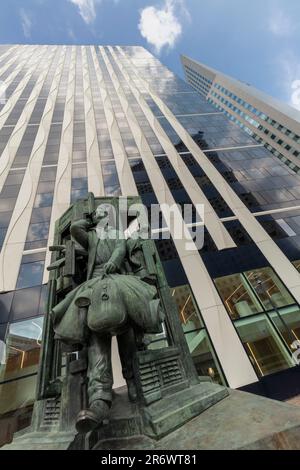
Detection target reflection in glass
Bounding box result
[0,375,36,417]
[16,261,44,289]
[103,173,121,196]
[269,306,300,352]
[26,222,50,242]
[171,285,203,331]
[10,286,43,321]
[185,330,224,385]
[246,267,295,310]
[235,314,294,377]
[214,273,262,319]
[0,317,43,382]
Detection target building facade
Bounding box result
[1,45,300,445]
[181,55,300,173]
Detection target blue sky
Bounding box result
[0,0,300,109]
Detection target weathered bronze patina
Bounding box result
[4,195,300,451]
[51,202,164,432]
[3,194,228,449]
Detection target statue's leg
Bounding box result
[76,332,113,434]
[87,332,113,404]
[117,327,138,403]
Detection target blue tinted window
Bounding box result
[16,262,44,289]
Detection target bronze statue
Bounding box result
[51,204,164,433]
[3,195,227,449]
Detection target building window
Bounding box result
[185,329,224,384]
[16,256,45,290]
[215,267,296,320]
[214,273,262,320]
[235,314,294,377]
[0,376,36,423]
[245,267,295,310]
[172,284,204,332]
[268,305,300,352]
[215,267,300,378]
[0,316,43,382]
[147,283,225,385]
[172,284,225,385]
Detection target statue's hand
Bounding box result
[103,261,117,274]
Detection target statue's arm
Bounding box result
[70,219,89,250]
[109,238,126,271]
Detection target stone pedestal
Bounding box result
[93,388,300,450]
[3,385,300,450]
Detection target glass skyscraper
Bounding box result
[1,45,300,446]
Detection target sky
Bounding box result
[0,0,300,110]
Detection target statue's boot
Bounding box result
[76,399,110,434]
[126,378,138,403]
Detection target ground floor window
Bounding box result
[184,329,225,385]
[148,283,226,386]
[235,314,295,377]
[0,317,43,382]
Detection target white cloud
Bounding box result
[68,0,120,24]
[68,0,99,24]
[20,8,33,38]
[291,80,300,111]
[138,0,187,54]
[67,27,77,41]
[275,51,300,110]
[268,8,295,37]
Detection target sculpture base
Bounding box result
[87,381,228,448]
[93,388,300,450]
[3,385,300,450]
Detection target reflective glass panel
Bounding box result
[0,375,36,417]
[0,316,43,382]
[171,284,204,332]
[245,267,295,310]
[16,261,44,289]
[185,330,225,385]
[269,306,300,352]
[214,273,262,319]
[235,314,293,377]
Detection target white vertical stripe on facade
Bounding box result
[105,46,258,388]
[0,45,18,61]
[105,49,236,252]
[0,46,42,130]
[122,47,300,305]
[0,45,34,88]
[43,47,77,283]
[90,46,138,197]
[0,47,67,292]
[0,45,23,78]
[0,46,55,192]
[82,46,104,197]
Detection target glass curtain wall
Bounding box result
[215,267,299,377]
[148,283,225,385]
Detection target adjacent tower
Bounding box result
[181,55,300,172]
